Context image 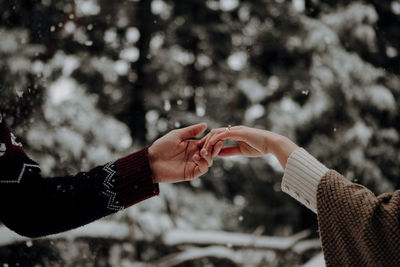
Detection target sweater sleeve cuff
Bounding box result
[115,147,159,208]
[281,148,329,214]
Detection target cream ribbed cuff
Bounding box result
[281,148,329,214]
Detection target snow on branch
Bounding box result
[302,252,326,267]
[0,221,130,246]
[155,246,243,266]
[293,238,321,254]
[162,229,311,250]
[1,223,318,264]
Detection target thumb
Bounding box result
[176,123,207,140]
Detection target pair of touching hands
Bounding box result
[148,123,298,183]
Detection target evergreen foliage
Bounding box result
[0,0,399,265]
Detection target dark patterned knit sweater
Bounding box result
[0,115,159,238]
[317,170,400,266]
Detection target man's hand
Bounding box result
[148,123,223,183]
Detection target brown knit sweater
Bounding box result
[317,170,400,266]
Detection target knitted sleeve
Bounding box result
[0,116,159,238]
[317,170,400,266]
[281,148,328,213]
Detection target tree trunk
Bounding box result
[122,0,154,143]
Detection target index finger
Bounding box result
[201,128,226,158]
[177,123,207,140]
[203,126,247,153]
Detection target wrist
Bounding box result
[147,145,160,183]
[269,135,298,169]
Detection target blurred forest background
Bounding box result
[0,0,400,266]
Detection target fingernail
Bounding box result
[202,149,208,156]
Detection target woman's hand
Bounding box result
[200,126,299,169]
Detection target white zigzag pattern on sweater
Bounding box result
[101,162,124,211]
[0,163,40,184]
[102,189,124,211]
[103,162,116,188]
